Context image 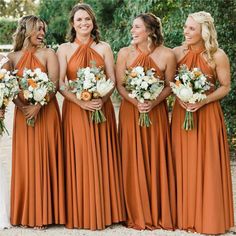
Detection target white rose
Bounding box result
[178,86,193,102]
[33,87,47,102]
[134,66,144,75]
[143,91,151,99]
[140,81,148,90]
[83,79,94,89]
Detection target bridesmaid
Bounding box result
[116,13,176,230]
[171,11,234,234]
[57,3,125,230]
[8,15,66,228]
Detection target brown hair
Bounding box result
[68,3,100,43]
[13,15,46,52]
[135,13,164,47]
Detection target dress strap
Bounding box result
[74,37,94,48]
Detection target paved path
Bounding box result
[0,95,235,236]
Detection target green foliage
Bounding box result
[37,0,78,44]
[0,18,17,44]
[0,0,37,18]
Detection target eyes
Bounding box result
[183,25,196,31]
[75,17,92,22]
[38,26,45,32]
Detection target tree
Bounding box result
[0,0,37,18]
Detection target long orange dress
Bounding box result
[10,49,66,227]
[171,47,234,234]
[63,38,126,230]
[119,47,176,230]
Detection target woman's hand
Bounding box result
[21,104,42,121]
[186,99,207,112]
[137,101,154,113]
[78,98,103,112]
[177,97,207,112]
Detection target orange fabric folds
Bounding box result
[11,50,66,227]
[63,38,126,230]
[119,50,176,230]
[171,48,234,234]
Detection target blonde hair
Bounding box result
[188,11,218,61]
[13,15,46,52]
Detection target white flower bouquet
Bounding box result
[68,66,114,123]
[0,68,19,135]
[123,66,164,127]
[170,64,212,130]
[19,68,56,126]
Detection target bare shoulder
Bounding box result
[159,45,175,59]
[213,48,229,63]
[0,54,4,60]
[172,45,185,56]
[117,46,132,58]
[97,41,111,50]
[57,42,72,54]
[40,47,56,56]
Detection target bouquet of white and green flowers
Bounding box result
[170,64,212,130]
[0,66,19,135]
[68,66,114,123]
[123,66,164,127]
[19,68,56,126]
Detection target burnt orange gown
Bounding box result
[171,47,234,234]
[63,38,125,230]
[119,47,176,230]
[11,49,66,227]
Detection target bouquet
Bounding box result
[19,68,56,126]
[123,66,164,127]
[0,68,19,135]
[170,64,212,130]
[68,66,114,123]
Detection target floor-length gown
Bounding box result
[63,37,126,230]
[10,49,66,227]
[119,47,176,230]
[171,46,234,234]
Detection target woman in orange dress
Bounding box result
[57,3,125,230]
[171,11,234,234]
[8,15,65,228]
[116,13,176,230]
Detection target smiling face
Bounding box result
[131,17,149,45]
[73,9,94,37]
[29,21,45,47]
[184,16,203,47]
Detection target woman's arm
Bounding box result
[116,47,138,107]
[97,42,115,105]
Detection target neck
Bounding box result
[75,34,91,44]
[188,40,205,50]
[136,41,154,53]
[23,44,38,51]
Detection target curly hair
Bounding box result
[13,15,46,52]
[135,13,164,47]
[68,3,100,43]
[188,11,218,61]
